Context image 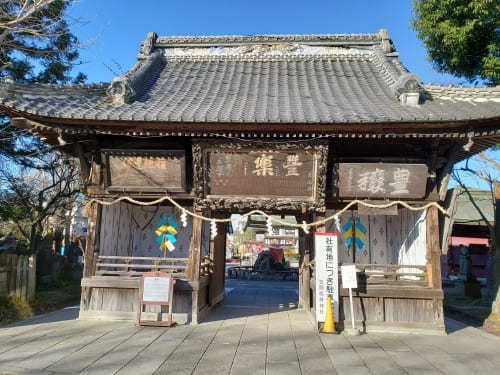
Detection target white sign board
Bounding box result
[341,265,358,289]
[315,232,339,323]
[142,276,170,303]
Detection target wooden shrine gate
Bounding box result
[77,140,443,333]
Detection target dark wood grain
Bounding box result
[338,163,428,199]
[102,149,186,192]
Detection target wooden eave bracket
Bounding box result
[437,145,460,202]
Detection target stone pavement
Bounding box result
[1,280,500,375]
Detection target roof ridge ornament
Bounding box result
[392,73,422,106]
[378,29,394,53]
[106,76,135,106]
[138,32,158,60]
[107,49,163,106]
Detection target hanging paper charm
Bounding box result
[302,220,309,234]
[230,215,248,234]
[210,219,217,239]
[180,209,188,228]
[334,215,341,234]
[266,217,273,236]
[156,213,178,253]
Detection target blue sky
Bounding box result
[69,0,465,85]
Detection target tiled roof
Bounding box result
[1,30,500,125]
[452,188,494,225]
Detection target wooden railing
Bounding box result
[96,256,187,278]
[309,262,428,288]
[345,264,427,287]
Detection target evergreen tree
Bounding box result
[412,0,500,85]
[0,0,85,162]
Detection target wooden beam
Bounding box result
[83,202,102,278]
[438,145,460,201]
[186,215,203,281]
[75,142,90,187]
[297,213,313,311]
[208,213,227,307]
[426,206,441,289]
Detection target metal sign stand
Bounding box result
[341,265,361,335]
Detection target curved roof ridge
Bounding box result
[423,84,500,103]
[160,53,373,62]
[153,31,384,48]
[106,50,164,105]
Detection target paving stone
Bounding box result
[413,350,475,375]
[354,348,406,375]
[266,360,301,375]
[230,352,265,375]
[326,349,366,367]
[82,327,165,375]
[193,321,245,375]
[386,350,436,371]
[449,353,498,373]
[404,369,442,375]
[15,331,108,372]
[371,335,412,352]
[333,365,371,375]
[117,326,192,375]
[155,321,222,374]
[320,334,354,350]
[1,280,500,375]
[46,325,140,373]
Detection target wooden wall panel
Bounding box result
[99,202,193,258]
[355,213,370,264]
[89,287,191,315]
[201,220,210,258]
[336,210,354,264]
[369,216,389,265]
[325,208,427,269]
[384,298,434,323]
[341,296,383,322]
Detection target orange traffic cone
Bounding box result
[321,296,338,334]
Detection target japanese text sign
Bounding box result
[338,163,428,199]
[143,276,171,303]
[315,232,339,323]
[205,150,318,199]
[341,265,358,289]
[104,149,186,192]
[137,272,176,327]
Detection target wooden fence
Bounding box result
[0,254,36,301]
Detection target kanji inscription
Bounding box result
[104,150,186,192]
[206,150,317,199]
[338,163,428,199]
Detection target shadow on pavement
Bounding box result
[2,304,80,329]
[203,279,299,322]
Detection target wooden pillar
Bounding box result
[297,213,313,311]
[209,213,227,306]
[80,201,102,315]
[187,215,203,281]
[426,206,441,289]
[187,214,203,324]
[83,202,102,278]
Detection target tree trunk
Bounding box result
[485,183,500,330]
[29,224,39,253]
